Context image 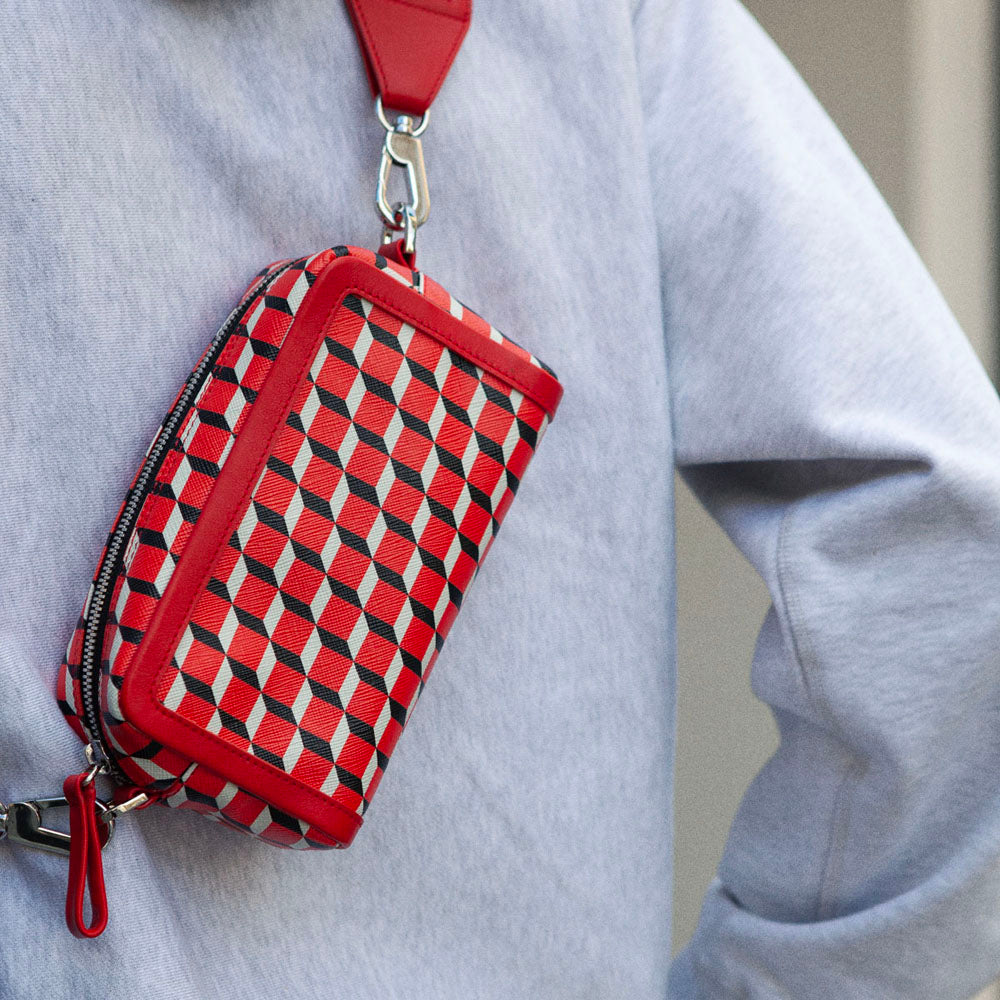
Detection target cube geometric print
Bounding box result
[158,289,547,818]
[58,246,552,849]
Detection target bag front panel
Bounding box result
[154,289,548,819]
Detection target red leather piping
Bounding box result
[344,0,472,116]
[120,254,559,845]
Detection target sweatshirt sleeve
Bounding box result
[634,2,1000,997]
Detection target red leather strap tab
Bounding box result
[63,773,109,940]
[344,0,472,115]
[381,237,417,270]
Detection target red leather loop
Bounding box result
[381,237,417,270]
[344,0,472,116]
[63,773,109,939]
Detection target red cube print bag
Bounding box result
[1,0,562,938]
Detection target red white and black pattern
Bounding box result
[58,246,553,849]
[158,291,547,819]
[161,763,338,849]
[100,251,340,784]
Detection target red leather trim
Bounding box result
[344,0,472,116]
[120,253,558,845]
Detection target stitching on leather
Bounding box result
[357,277,558,412]
[350,1,390,94]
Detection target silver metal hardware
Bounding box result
[0,745,143,857]
[75,260,298,776]
[382,204,418,260]
[374,96,430,252]
[106,791,150,819]
[375,95,430,138]
[0,795,115,857]
[81,759,105,790]
[84,741,109,773]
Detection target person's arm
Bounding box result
[634,1,1000,996]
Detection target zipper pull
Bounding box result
[62,769,109,939]
[87,741,156,819]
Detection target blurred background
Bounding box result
[671,2,999,998]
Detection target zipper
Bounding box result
[77,261,296,781]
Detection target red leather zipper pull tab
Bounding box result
[381,236,417,270]
[62,771,109,939]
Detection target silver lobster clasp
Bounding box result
[0,750,149,859]
[1,793,115,857]
[374,96,430,258]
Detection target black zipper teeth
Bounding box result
[78,261,297,780]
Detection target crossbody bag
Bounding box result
[1,0,562,938]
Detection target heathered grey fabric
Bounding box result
[2,1,999,997]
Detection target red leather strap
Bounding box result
[63,773,109,939]
[344,0,472,116]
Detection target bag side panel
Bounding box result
[56,259,296,745]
